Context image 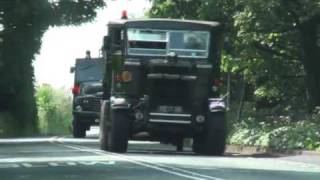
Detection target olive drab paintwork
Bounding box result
[100,19,227,155]
[111,51,124,92]
[70,56,104,138]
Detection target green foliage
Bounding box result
[36,85,72,135]
[0,0,104,136]
[229,118,320,150]
[149,0,320,109]
[149,0,320,150]
[229,107,320,150]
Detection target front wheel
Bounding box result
[176,138,184,152]
[108,110,130,153]
[193,112,226,155]
[100,101,109,151]
[73,118,86,138]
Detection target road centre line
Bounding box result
[61,143,225,180]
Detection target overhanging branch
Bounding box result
[252,41,298,61]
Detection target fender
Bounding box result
[208,98,226,112]
[110,97,130,110]
[100,100,109,122]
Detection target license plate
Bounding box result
[158,106,183,113]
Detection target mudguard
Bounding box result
[208,98,226,112]
[100,100,109,121]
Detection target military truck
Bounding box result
[99,19,227,155]
[70,53,104,138]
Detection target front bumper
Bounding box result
[73,111,100,122]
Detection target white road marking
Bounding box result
[0,156,114,163]
[0,155,116,169]
[78,161,99,166]
[127,154,320,173]
[55,137,159,145]
[15,149,83,153]
[21,163,33,168]
[66,162,77,166]
[0,163,20,168]
[61,143,225,180]
[0,137,58,144]
[98,161,116,165]
[0,161,115,169]
[48,162,59,167]
[151,163,220,180]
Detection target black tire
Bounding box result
[100,101,109,151]
[193,112,226,155]
[192,135,204,154]
[108,110,130,153]
[176,138,184,152]
[73,118,86,138]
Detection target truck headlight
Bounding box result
[212,86,219,92]
[135,111,144,121]
[76,105,82,112]
[195,115,205,123]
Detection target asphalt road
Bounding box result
[0,127,319,180]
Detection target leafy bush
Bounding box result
[36,85,72,135]
[229,111,320,150]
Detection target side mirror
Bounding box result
[103,35,111,51]
[70,66,75,73]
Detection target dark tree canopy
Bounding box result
[0,0,105,136]
[149,0,320,111]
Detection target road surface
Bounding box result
[0,127,319,180]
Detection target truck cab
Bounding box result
[100,19,226,155]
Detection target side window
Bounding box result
[111,28,123,51]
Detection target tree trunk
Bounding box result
[299,15,320,110]
[0,5,44,136]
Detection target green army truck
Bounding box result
[70,53,104,138]
[99,19,227,155]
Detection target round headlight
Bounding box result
[212,86,219,92]
[195,115,205,123]
[76,105,82,112]
[135,111,144,121]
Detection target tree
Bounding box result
[149,0,320,111]
[0,0,104,136]
[232,0,320,110]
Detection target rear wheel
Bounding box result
[73,118,86,138]
[108,110,130,153]
[193,112,226,155]
[176,138,184,152]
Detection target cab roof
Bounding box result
[108,18,222,30]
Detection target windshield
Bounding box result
[75,60,104,83]
[127,29,210,58]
